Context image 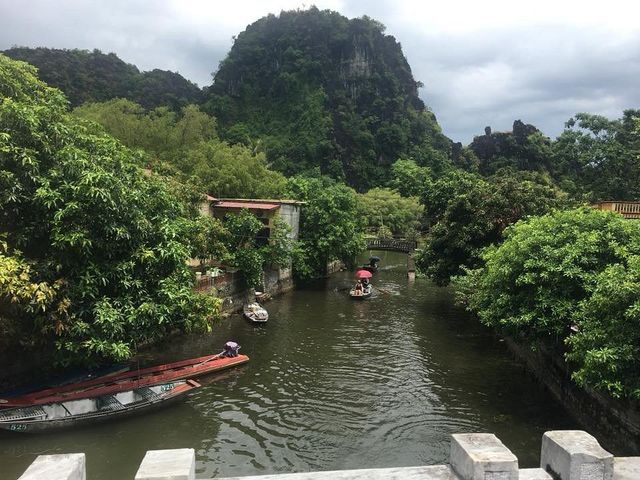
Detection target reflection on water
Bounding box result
[0,251,578,479]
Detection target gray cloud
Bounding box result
[1,1,638,144]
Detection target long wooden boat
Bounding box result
[0,364,129,399]
[0,379,199,433]
[349,283,372,299]
[0,353,249,408]
[243,302,268,323]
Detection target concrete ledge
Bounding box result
[540,430,613,480]
[216,465,461,479]
[135,448,195,480]
[614,457,640,480]
[18,453,86,480]
[450,433,518,480]
[519,468,552,480]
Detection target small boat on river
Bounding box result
[243,302,268,323]
[350,269,373,299]
[0,353,249,408]
[0,379,199,433]
[360,256,380,273]
[349,281,372,299]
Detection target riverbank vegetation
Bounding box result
[0,55,219,366]
[2,6,640,401]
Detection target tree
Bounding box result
[73,99,217,163]
[565,257,640,398]
[459,208,640,343]
[358,187,423,236]
[417,169,567,285]
[285,176,365,279]
[388,159,432,197]
[187,140,287,199]
[0,54,219,366]
[552,111,640,201]
[221,209,294,288]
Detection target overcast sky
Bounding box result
[1,0,639,143]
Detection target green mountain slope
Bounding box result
[3,47,203,110]
[204,7,451,190]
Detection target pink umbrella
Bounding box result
[355,269,373,279]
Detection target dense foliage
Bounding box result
[73,99,286,199]
[205,7,450,190]
[285,176,365,279]
[552,111,640,201]
[3,47,203,110]
[417,169,568,285]
[221,210,293,288]
[458,208,640,398]
[0,54,218,365]
[358,188,423,236]
[566,257,640,398]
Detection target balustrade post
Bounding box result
[134,448,195,480]
[540,430,613,480]
[19,453,86,480]
[449,433,519,480]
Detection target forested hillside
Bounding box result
[2,47,203,110]
[204,7,451,190]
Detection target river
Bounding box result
[0,251,578,479]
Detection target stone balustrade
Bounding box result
[16,430,640,480]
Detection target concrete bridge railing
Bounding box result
[366,238,417,253]
[17,430,640,480]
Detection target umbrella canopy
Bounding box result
[355,269,373,279]
[369,256,381,262]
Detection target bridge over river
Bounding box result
[365,237,417,253]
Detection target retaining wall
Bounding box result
[504,338,640,455]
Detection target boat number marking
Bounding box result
[10,424,27,431]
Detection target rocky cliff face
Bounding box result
[204,7,449,190]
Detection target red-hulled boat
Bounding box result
[0,354,249,408]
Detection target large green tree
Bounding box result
[552,111,640,201]
[0,54,218,366]
[459,208,640,341]
[285,175,365,279]
[565,257,640,398]
[417,169,567,285]
[358,187,423,236]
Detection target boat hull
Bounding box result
[0,380,198,433]
[0,354,249,408]
[349,287,372,299]
[243,303,268,323]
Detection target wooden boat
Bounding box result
[243,302,268,323]
[349,282,372,299]
[0,364,129,399]
[0,353,249,408]
[0,379,199,433]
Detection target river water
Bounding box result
[0,251,578,479]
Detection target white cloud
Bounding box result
[1,0,639,143]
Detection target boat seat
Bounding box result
[137,387,159,401]
[99,395,125,411]
[0,405,46,422]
